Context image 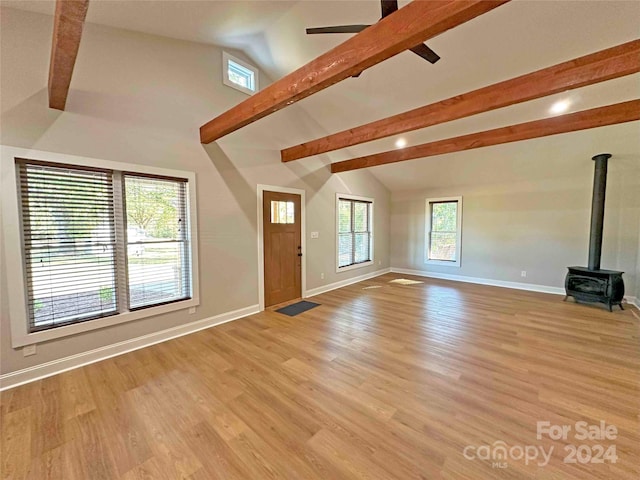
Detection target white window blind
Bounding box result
[17,160,118,331]
[338,198,372,268]
[16,160,193,333]
[124,175,191,309]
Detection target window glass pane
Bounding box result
[338,198,372,268]
[432,202,457,232]
[270,201,294,224]
[125,177,185,240]
[228,60,255,91]
[353,202,368,232]
[18,161,117,331]
[430,232,457,261]
[354,232,370,263]
[125,175,190,309]
[338,233,353,267]
[338,200,351,233]
[127,242,188,307]
[286,201,294,224]
[279,201,287,223]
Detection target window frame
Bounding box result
[1,146,199,348]
[425,196,463,267]
[122,173,192,311]
[335,193,374,273]
[222,51,259,95]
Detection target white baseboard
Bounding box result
[391,268,639,309]
[305,267,391,298]
[390,267,566,295]
[0,304,259,391]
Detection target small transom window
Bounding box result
[223,52,258,95]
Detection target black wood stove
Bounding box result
[564,154,625,311]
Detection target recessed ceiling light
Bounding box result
[550,100,570,114]
[395,138,407,148]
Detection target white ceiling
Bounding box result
[3,0,640,191]
[0,0,297,51]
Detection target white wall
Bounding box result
[390,126,640,295]
[636,231,640,303]
[0,8,390,375]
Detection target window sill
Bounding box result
[425,259,461,268]
[336,260,374,274]
[222,79,255,96]
[11,298,199,348]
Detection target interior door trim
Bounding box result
[257,184,307,311]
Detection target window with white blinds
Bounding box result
[16,160,193,333]
[18,161,118,331]
[124,175,190,309]
[337,196,373,270]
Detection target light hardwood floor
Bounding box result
[1,273,639,479]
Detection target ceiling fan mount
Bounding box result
[305,0,440,77]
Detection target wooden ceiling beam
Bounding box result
[48,0,89,110]
[330,100,640,173]
[199,0,509,144]
[283,40,640,161]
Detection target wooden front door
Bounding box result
[263,191,302,307]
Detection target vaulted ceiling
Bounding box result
[5,0,640,190]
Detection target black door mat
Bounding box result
[276,301,320,316]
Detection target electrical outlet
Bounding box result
[310,231,319,239]
[23,344,36,357]
[378,260,382,265]
[320,273,325,280]
[521,271,527,278]
[189,307,196,314]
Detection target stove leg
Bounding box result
[608,302,613,312]
[619,303,624,311]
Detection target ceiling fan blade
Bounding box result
[381,0,398,18]
[306,25,370,34]
[410,43,441,64]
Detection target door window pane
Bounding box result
[271,201,295,224]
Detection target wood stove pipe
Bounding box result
[588,153,612,271]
